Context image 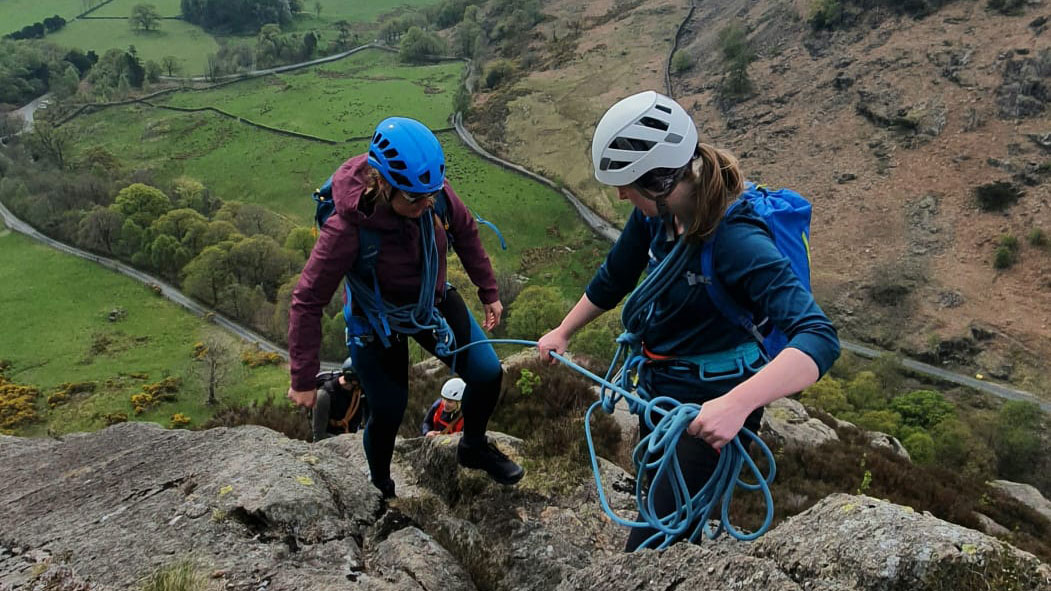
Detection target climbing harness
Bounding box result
[342,210,456,356]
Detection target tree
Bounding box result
[148,233,191,277]
[111,183,172,227]
[399,26,446,63]
[453,19,483,57]
[183,245,234,305]
[889,390,955,429]
[801,375,852,415]
[77,206,125,254]
[507,286,565,340]
[28,121,74,170]
[302,31,318,59]
[226,234,296,299]
[160,55,181,77]
[283,227,315,260]
[150,208,208,249]
[190,337,234,406]
[130,4,162,32]
[845,370,885,411]
[902,431,935,464]
[993,401,1043,481]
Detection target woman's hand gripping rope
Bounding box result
[452,338,778,548]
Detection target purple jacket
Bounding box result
[288,154,499,390]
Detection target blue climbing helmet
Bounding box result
[367,117,446,193]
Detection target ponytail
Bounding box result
[681,143,745,243]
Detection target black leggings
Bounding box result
[624,363,763,551]
[350,288,503,484]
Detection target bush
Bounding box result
[0,375,40,432]
[170,413,192,428]
[1028,227,1047,247]
[809,0,843,29]
[483,59,515,89]
[201,395,311,441]
[993,245,1016,269]
[488,359,626,476]
[902,431,935,463]
[241,347,283,368]
[671,50,692,73]
[974,181,1023,211]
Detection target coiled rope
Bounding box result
[345,212,455,356]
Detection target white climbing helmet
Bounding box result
[441,377,466,402]
[591,90,698,187]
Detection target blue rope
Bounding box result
[345,211,455,356]
[448,337,777,549]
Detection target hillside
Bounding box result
[466,0,1051,396]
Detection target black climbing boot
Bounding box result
[457,438,524,485]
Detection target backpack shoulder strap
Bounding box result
[701,200,769,350]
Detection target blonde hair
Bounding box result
[363,166,393,208]
[680,143,745,243]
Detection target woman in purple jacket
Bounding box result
[286,117,523,498]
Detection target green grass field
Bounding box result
[90,0,183,17]
[305,0,437,25]
[64,101,600,276]
[0,0,85,28]
[0,225,289,436]
[47,18,220,74]
[159,50,461,139]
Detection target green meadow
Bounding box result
[306,0,438,25]
[0,0,85,27]
[47,18,220,74]
[159,50,462,139]
[0,225,290,436]
[91,0,183,17]
[65,100,601,277]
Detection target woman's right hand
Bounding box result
[537,329,569,365]
[287,387,317,409]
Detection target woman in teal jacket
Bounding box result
[538,91,840,550]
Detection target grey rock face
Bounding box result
[752,494,1051,591]
[989,480,1051,524]
[2,425,1048,591]
[0,422,381,590]
[761,397,839,450]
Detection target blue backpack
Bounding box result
[701,183,812,360]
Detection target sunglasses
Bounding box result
[400,189,439,203]
[631,165,688,200]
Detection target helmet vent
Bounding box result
[607,160,629,170]
[440,164,445,174]
[373,132,382,143]
[418,171,431,185]
[383,148,399,159]
[388,171,411,187]
[655,104,672,114]
[611,137,654,152]
[664,133,683,144]
[638,116,669,131]
[377,139,390,149]
[388,160,407,170]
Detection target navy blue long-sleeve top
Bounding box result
[585,202,840,377]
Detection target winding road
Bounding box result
[4,46,1047,411]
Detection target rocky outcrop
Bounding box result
[990,480,1051,524]
[760,397,839,450]
[1,424,1048,591]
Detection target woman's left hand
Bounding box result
[686,393,752,450]
[482,301,503,331]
